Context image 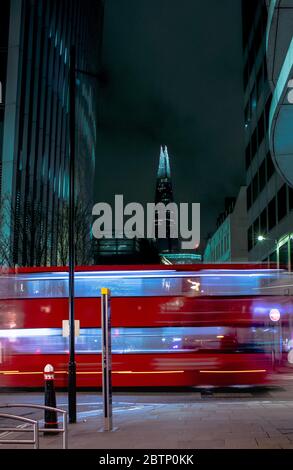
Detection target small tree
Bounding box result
[0,195,14,266]
[0,194,94,267]
[56,197,94,266]
[0,195,48,267]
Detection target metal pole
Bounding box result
[68,45,76,424]
[101,287,112,431]
[34,421,39,449]
[63,412,68,449]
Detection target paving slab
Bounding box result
[1,389,293,449]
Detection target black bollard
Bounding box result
[44,364,58,435]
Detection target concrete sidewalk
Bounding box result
[1,390,293,449]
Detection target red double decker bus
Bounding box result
[0,264,292,388]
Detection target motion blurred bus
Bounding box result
[0,264,292,388]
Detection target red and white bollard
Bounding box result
[44,364,58,433]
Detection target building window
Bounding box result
[245,143,251,169]
[253,217,259,245]
[243,60,249,90]
[277,184,287,222]
[279,242,289,270]
[266,151,275,181]
[259,158,266,192]
[269,250,277,268]
[253,17,263,57]
[245,102,250,126]
[252,172,259,203]
[290,239,293,271]
[260,207,267,235]
[265,94,272,131]
[250,85,257,116]
[268,197,276,230]
[248,225,253,251]
[247,184,252,210]
[256,66,263,101]
[257,112,265,146]
[251,127,258,159]
[289,187,293,212]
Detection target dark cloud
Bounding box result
[95,0,245,246]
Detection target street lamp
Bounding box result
[68,45,101,424]
[257,234,278,267]
[68,46,77,424]
[257,234,278,244]
[257,235,266,242]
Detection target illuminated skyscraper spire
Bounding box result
[157,145,171,179]
[157,145,165,178]
[155,145,173,203]
[164,145,171,178]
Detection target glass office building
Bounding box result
[0,1,10,198]
[0,0,103,266]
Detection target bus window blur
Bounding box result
[0,265,292,388]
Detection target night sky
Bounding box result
[95,0,245,248]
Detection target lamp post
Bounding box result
[68,44,101,424]
[68,45,77,424]
[257,235,266,243]
[257,235,278,267]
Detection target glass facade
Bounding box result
[242,0,293,267]
[0,1,10,199]
[0,0,103,266]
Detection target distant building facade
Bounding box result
[161,252,202,265]
[242,0,293,269]
[203,187,248,263]
[93,236,160,265]
[0,0,103,266]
